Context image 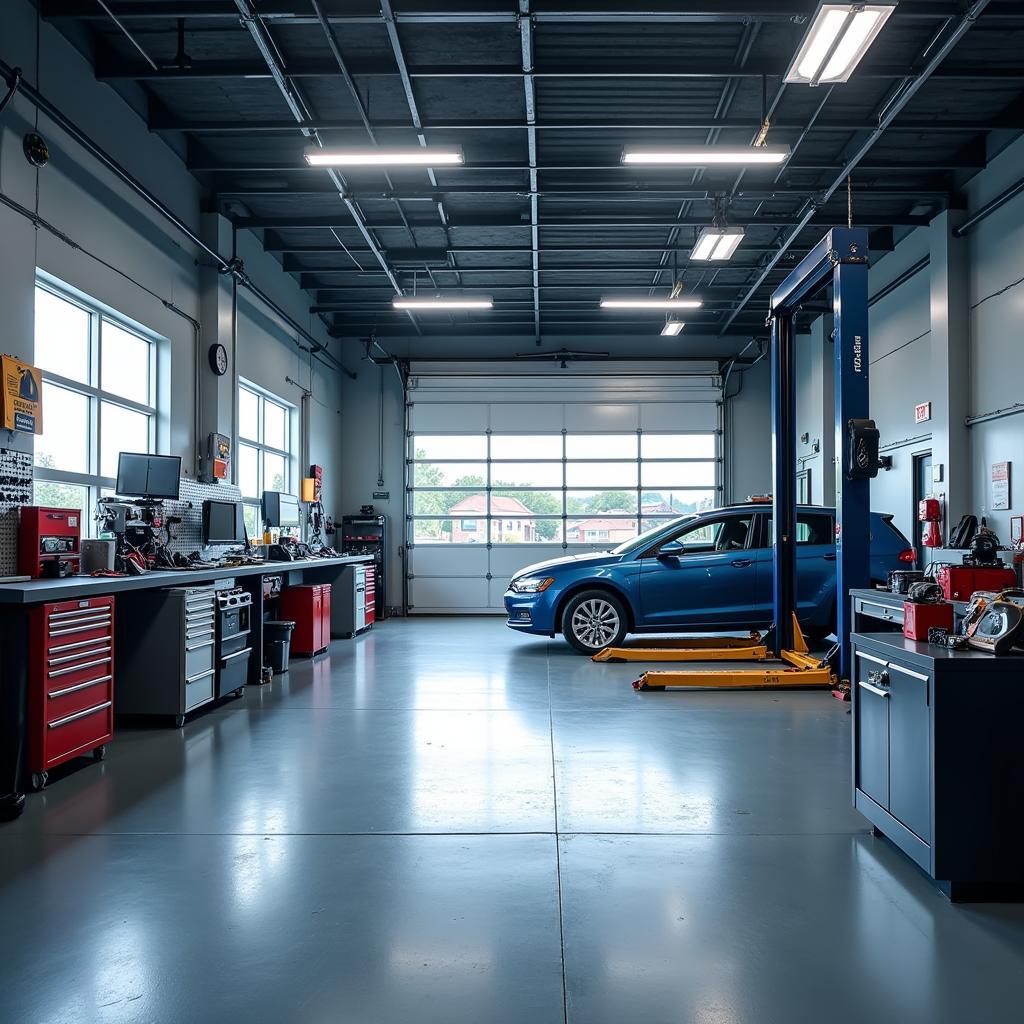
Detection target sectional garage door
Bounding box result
[406,363,723,614]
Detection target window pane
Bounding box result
[491,518,561,544]
[239,443,260,498]
[797,513,834,545]
[493,489,561,517]
[32,481,89,524]
[639,516,675,534]
[413,462,487,488]
[36,383,89,473]
[490,462,562,488]
[565,461,638,488]
[413,435,487,460]
[100,403,150,478]
[34,287,90,383]
[566,490,638,514]
[641,461,716,487]
[641,434,716,459]
[243,503,261,540]
[264,399,287,450]
[101,320,150,404]
[264,452,287,494]
[239,387,259,441]
[411,490,483,516]
[567,517,637,544]
[566,434,636,459]
[641,491,708,516]
[490,435,561,459]
[414,518,458,543]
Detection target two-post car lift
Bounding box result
[626,228,875,691]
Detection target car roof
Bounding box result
[722,502,886,516]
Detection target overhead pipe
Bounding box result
[953,175,1024,236]
[720,0,991,335]
[868,255,930,307]
[0,58,353,378]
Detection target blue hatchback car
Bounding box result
[505,503,915,653]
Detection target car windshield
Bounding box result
[611,514,697,555]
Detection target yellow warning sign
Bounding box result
[1,354,43,434]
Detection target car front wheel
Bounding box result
[562,590,628,655]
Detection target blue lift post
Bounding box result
[769,227,871,683]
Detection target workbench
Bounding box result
[0,555,373,819]
[851,631,1024,901]
[850,587,969,633]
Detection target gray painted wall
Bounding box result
[0,0,345,518]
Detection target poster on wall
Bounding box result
[1,354,43,434]
[992,461,1011,511]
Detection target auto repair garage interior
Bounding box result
[2,0,1024,1020]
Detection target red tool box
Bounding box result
[28,596,115,789]
[279,584,332,656]
[903,599,953,641]
[364,565,376,626]
[18,506,82,578]
[935,565,1017,602]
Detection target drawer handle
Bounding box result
[186,627,216,640]
[48,656,112,679]
[186,669,216,684]
[49,619,112,637]
[858,680,891,699]
[887,662,929,682]
[48,701,112,729]
[49,636,113,655]
[48,674,112,699]
[48,644,112,667]
[47,606,111,621]
[221,648,251,662]
[185,640,215,652]
[219,630,250,644]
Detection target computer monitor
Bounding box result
[262,491,301,529]
[116,453,182,500]
[202,499,243,545]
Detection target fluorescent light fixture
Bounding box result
[393,296,493,310]
[661,321,685,336]
[784,3,896,85]
[690,226,746,262]
[600,298,703,310]
[622,145,789,166]
[305,148,464,167]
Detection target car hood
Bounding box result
[511,551,620,580]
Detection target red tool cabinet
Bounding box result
[279,584,332,656]
[364,565,376,626]
[28,596,115,789]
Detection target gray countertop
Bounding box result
[852,631,1024,669]
[0,554,373,606]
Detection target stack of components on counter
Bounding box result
[903,581,953,641]
[27,597,115,790]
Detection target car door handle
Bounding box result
[730,559,752,568]
[822,552,836,561]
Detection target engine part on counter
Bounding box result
[889,569,924,595]
[967,597,1024,655]
[907,581,944,604]
[927,627,950,646]
[964,527,1001,566]
[81,538,115,574]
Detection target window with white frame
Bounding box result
[237,381,294,537]
[32,279,158,532]
[409,432,718,544]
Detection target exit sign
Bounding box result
[915,402,931,424]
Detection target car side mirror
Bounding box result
[657,540,685,559]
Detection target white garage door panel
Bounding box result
[490,403,563,431]
[564,403,639,431]
[489,579,511,610]
[490,544,565,579]
[411,577,489,611]
[641,403,719,431]
[410,402,489,432]
[411,546,489,576]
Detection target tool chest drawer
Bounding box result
[30,597,115,781]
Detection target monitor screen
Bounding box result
[203,499,241,545]
[263,491,301,529]
[116,453,182,500]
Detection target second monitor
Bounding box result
[202,499,244,546]
[262,491,300,529]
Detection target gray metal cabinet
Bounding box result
[116,586,218,725]
[852,633,1024,901]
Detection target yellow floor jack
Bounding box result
[623,615,838,692]
[592,632,768,663]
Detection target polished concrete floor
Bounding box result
[1,617,1022,1023]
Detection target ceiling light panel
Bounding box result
[785,4,896,85]
[661,322,685,336]
[691,227,746,262]
[393,297,493,310]
[305,148,464,167]
[621,146,789,166]
[601,298,703,310]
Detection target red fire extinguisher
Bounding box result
[919,497,942,548]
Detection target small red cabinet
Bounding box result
[28,596,115,788]
[279,584,332,656]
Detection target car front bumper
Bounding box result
[504,587,559,634]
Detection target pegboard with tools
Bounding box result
[0,447,33,574]
[158,476,245,556]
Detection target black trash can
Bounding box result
[264,620,295,674]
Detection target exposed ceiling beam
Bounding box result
[96,60,1024,82]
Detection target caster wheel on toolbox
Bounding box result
[0,794,26,820]
[174,715,186,728]
[92,745,107,762]
[31,771,48,792]
[234,688,244,699]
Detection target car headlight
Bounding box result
[509,576,555,594]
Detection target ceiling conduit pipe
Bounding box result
[720,0,991,335]
[0,58,354,380]
[952,175,1024,236]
